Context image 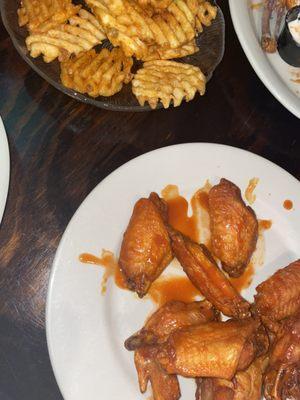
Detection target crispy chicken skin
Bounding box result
[195,356,268,400]
[119,192,173,297]
[168,228,250,319]
[254,259,300,324]
[126,300,219,400]
[134,346,181,400]
[125,300,219,350]
[156,319,268,380]
[264,313,300,400]
[208,179,258,278]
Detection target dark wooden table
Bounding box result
[0,1,300,399]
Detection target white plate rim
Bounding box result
[0,117,10,224]
[46,142,300,400]
[229,0,300,119]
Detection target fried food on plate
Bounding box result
[18,0,81,32]
[264,312,300,400]
[119,192,173,298]
[132,60,206,109]
[144,40,199,61]
[156,318,268,380]
[25,10,106,62]
[208,178,258,278]
[126,299,219,400]
[137,0,173,10]
[61,48,133,97]
[125,300,219,350]
[195,355,268,400]
[134,346,181,400]
[168,228,250,318]
[195,0,218,32]
[254,259,300,324]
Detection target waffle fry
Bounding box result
[144,40,199,61]
[195,1,217,32]
[18,0,80,32]
[132,60,206,109]
[25,10,106,62]
[137,0,173,10]
[61,48,133,97]
[85,0,201,58]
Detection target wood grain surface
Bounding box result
[0,1,300,399]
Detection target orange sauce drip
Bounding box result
[79,251,127,291]
[147,276,201,306]
[193,190,209,212]
[229,263,255,292]
[161,185,198,242]
[258,219,272,231]
[283,199,293,210]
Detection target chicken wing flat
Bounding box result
[125,300,219,350]
[195,356,268,400]
[157,319,268,380]
[264,312,300,400]
[135,346,180,400]
[119,192,173,297]
[208,178,258,277]
[168,228,250,319]
[254,259,300,324]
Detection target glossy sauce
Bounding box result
[161,185,199,242]
[147,275,201,306]
[259,219,272,231]
[283,199,293,210]
[79,250,127,292]
[245,177,259,205]
[229,263,255,292]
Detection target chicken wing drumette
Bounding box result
[264,312,300,400]
[119,192,173,297]
[125,300,219,400]
[156,318,269,380]
[208,179,258,278]
[254,259,300,330]
[168,228,250,319]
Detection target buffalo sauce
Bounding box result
[229,263,255,292]
[147,275,201,306]
[259,219,272,231]
[79,250,127,293]
[283,199,293,210]
[161,185,199,242]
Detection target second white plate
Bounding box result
[229,0,300,119]
[47,143,300,400]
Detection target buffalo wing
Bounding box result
[208,179,258,277]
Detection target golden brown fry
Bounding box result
[61,48,133,97]
[26,10,106,62]
[135,347,181,400]
[18,0,80,32]
[169,228,250,318]
[195,1,218,32]
[132,60,206,109]
[125,300,219,350]
[208,178,258,278]
[254,259,300,323]
[156,319,268,380]
[143,40,199,61]
[195,356,268,400]
[119,192,173,297]
[137,0,173,10]
[264,312,300,400]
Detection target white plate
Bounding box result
[46,143,300,400]
[0,117,10,224]
[229,0,300,119]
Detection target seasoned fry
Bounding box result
[25,10,106,62]
[137,0,173,10]
[61,48,133,97]
[144,40,199,61]
[132,60,206,109]
[18,0,80,32]
[195,1,218,32]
